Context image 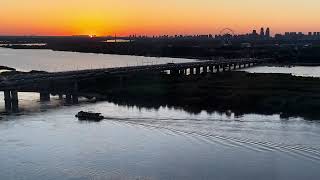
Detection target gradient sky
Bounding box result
[1,0,319,36]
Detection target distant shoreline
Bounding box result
[0,65,16,71]
[2,44,320,67]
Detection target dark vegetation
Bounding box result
[2,36,320,64]
[78,71,320,120]
[0,66,15,71]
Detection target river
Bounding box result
[1,48,320,180]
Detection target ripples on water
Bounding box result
[1,92,320,180]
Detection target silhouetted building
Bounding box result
[260,27,265,37]
[252,30,258,35]
[266,28,270,38]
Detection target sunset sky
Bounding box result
[1,0,319,36]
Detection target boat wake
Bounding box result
[106,116,320,164]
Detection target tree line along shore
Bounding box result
[77,71,320,120]
[2,38,320,65]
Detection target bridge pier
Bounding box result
[222,65,226,72]
[40,92,50,102]
[215,65,220,72]
[62,82,79,104]
[190,68,194,75]
[203,66,207,74]
[72,94,79,104]
[196,67,201,75]
[170,69,179,75]
[73,82,79,104]
[209,66,214,73]
[66,94,72,104]
[4,91,12,112]
[59,94,63,100]
[3,90,19,112]
[11,91,18,113]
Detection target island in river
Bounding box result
[72,71,320,120]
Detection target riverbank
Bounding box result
[78,71,320,120]
[0,65,15,71]
[2,37,320,66]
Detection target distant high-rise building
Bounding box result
[260,27,265,37]
[252,30,258,35]
[266,28,270,37]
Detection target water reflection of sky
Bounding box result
[1,94,320,180]
[0,48,195,72]
[0,43,47,46]
[245,66,320,77]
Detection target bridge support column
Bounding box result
[72,95,79,104]
[3,90,19,113]
[72,82,79,104]
[59,94,63,100]
[215,65,220,72]
[233,64,237,70]
[11,91,19,113]
[196,67,201,75]
[171,69,179,75]
[190,68,194,75]
[228,64,232,71]
[222,65,226,72]
[40,92,50,102]
[203,66,207,74]
[66,94,72,104]
[4,91,12,112]
[209,66,214,73]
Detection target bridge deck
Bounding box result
[0,58,269,90]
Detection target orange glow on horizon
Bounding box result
[1,0,320,36]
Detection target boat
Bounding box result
[75,111,104,121]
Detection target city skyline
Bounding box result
[1,0,320,36]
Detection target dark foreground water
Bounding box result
[1,94,320,180]
[1,48,320,179]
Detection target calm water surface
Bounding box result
[0,48,194,72]
[1,48,320,180]
[246,65,320,77]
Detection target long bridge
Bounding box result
[0,58,270,112]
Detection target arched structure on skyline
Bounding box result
[219,28,236,36]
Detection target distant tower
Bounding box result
[252,30,258,35]
[260,27,265,37]
[266,27,270,38]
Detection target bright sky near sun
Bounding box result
[0,0,319,36]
